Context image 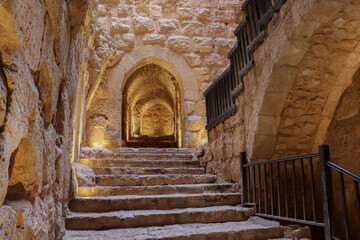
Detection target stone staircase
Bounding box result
[64,148,289,240]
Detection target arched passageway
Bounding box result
[122,64,182,148]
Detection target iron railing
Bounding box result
[240,145,360,240]
[204,0,288,130]
[203,67,236,130]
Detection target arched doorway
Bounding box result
[122,64,182,148]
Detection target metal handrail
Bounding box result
[326,161,360,183]
[240,145,360,240]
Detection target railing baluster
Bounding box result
[355,180,360,225]
[309,157,317,222]
[270,163,274,215]
[247,166,251,203]
[284,161,289,218]
[240,152,248,204]
[277,162,281,216]
[300,158,306,220]
[292,160,297,219]
[264,164,268,214]
[319,145,335,240]
[252,166,256,203]
[258,165,262,213]
[340,172,350,240]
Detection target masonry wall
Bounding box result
[202,0,360,182]
[0,0,96,238]
[84,0,244,149]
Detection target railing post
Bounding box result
[319,145,334,240]
[240,152,248,204]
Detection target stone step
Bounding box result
[95,174,217,186]
[82,149,193,160]
[69,193,241,213]
[66,205,254,230]
[79,159,199,168]
[78,183,235,197]
[101,152,194,160]
[64,217,284,240]
[93,167,205,175]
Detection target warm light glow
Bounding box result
[78,187,97,197]
[92,141,105,148]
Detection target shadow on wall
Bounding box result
[325,68,360,240]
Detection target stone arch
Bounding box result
[122,63,181,147]
[246,0,360,160]
[85,46,200,149]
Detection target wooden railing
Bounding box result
[204,0,288,130]
[240,145,360,240]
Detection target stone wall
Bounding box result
[203,0,360,182]
[84,0,244,149]
[0,0,96,239]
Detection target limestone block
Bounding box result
[143,35,166,46]
[205,54,229,67]
[117,4,134,17]
[135,17,155,34]
[135,0,150,17]
[184,89,200,101]
[185,101,196,115]
[335,90,359,120]
[114,33,135,52]
[99,0,119,7]
[210,23,227,37]
[177,8,193,20]
[195,68,210,76]
[188,116,206,131]
[0,69,7,128]
[111,18,131,33]
[230,158,240,182]
[214,10,235,23]
[200,82,211,93]
[186,131,200,148]
[197,8,212,22]
[158,19,179,34]
[195,100,206,115]
[74,162,96,187]
[0,3,20,53]
[183,21,205,36]
[183,54,202,67]
[98,5,110,17]
[168,37,191,53]
[149,4,162,17]
[12,0,45,72]
[0,206,17,239]
[193,37,213,53]
[215,38,236,55]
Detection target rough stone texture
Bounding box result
[203,0,360,184]
[64,217,284,240]
[85,0,242,149]
[64,148,292,239]
[0,0,97,238]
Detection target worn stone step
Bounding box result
[79,159,199,168]
[82,149,194,160]
[93,167,205,175]
[64,217,284,240]
[66,205,254,230]
[69,193,241,213]
[95,174,217,186]
[78,183,235,197]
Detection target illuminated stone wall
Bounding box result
[202,0,360,182]
[0,0,97,238]
[84,0,244,149]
